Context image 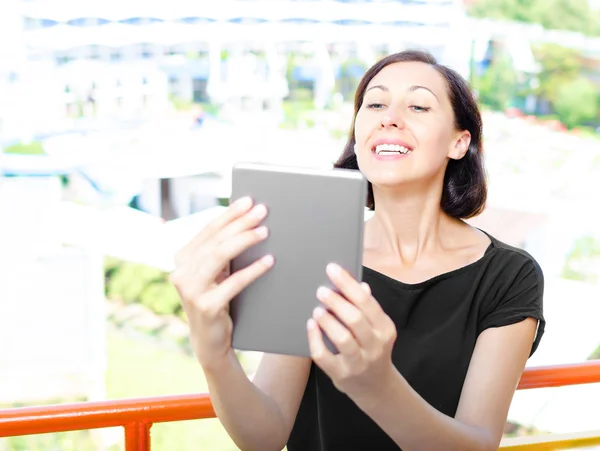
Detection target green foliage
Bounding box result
[533,44,582,104]
[554,77,599,128]
[534,0,598,36]
[475,54,517,110]
[105,258,182,316]
[200,102,220,116]
[140,282,182,316]
[468,0,541,23]
[468,0,600,35]
[169,97,219,115]
[562,236,600,283]
[169,94,195,111]
[2,141,45,155]
[280,99,316,129]
[106,261,164,304]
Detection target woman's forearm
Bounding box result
[203,351,287,451]
[354,368,495,451]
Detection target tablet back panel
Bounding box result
[230,162,367,357]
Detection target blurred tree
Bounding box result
[474,54,517,110]
[533,44,582,104]
[468,0,541,23]
[533,0,596,35]
[468,0,598,35]
[562,236,600,283]
[553,77,599,128]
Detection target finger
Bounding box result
[307,318,337,373]
[213,254,275,304]
[195,226,269,286]
[215,265,230,285]
[177,197,254,264]
[214,203,268,246]
[361,282,371,295]
[316,286,375,348]
[326,263,385,326]
[186,254,274,320]
[312,306,361,357]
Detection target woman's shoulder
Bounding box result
[483,231,544,285]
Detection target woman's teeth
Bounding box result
[374,143,412,154]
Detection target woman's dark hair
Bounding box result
[334,50,487,219]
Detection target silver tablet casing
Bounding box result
[230,162,367,357]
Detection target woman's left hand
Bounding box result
[308,263,398,403]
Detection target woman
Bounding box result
[170,50,545,451]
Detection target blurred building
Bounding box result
[10,0,473,111]
[56,60,170,119]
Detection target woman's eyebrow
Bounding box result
[366,84,439,103]
[366,85,388,93]
[409,85,439,102]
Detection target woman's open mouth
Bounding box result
[372,143,413,159]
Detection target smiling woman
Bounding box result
[335,50,487,218]
[171,50,545,451]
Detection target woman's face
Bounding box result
[354,61,470,192]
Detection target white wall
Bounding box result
[0,177,107,404]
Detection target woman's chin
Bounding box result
[367,172,415,188]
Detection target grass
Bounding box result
[104,328,239,451]
[0,328,240,451]
[2,141,45,155]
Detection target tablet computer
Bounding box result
[229,162,368,357]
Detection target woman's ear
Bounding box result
[448,130,471,160]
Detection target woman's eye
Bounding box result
[367,103,384,109]
[410,105,430,113]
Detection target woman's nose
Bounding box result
[381,112,404,129]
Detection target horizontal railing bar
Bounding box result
[0,394,214,437]
[500,429,600,450]
[0,361,598,439]
[518,360,600,390]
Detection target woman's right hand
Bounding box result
[170,196,274,370]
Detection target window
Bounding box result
[56,55,73,65]
[89,45,101,60]
[141,44,153,59]
[23,17,41,30]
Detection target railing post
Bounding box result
[124,422,152,451]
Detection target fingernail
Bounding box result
[261,254,274,266]
[326,263,341,277]
[251,204,268,219]
[307,318,317,330]
[255,226,269,238]
[234,196,252,210]
[361,282,371,294]
[313,306,325,318]
[316,286,331,300]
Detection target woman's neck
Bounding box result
[365,185,456,265]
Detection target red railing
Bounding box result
[1,361,599,450]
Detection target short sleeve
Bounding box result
[478,258,545,356]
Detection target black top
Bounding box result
[287,233,545,451]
